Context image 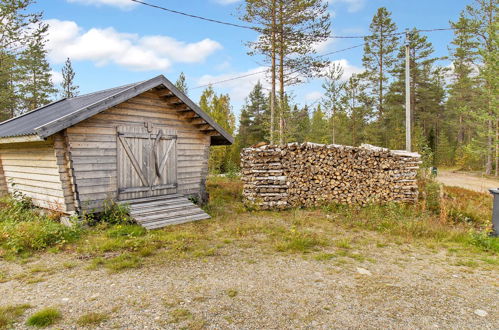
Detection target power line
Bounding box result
[130,0,456,40]
[192,44,365,89]
[192,70,269,90]
[130,0,254,30]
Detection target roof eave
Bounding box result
[34,75,234,145]
[0,134,44,145]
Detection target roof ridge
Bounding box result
[69,81,145,100]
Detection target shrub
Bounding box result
[83,200,134,226]
[26,308,61,328]
[0,197,82,255]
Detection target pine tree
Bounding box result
[322,62,345,144]
[361,7,399,146]
[241,0,331,144]
[17,23,56,112]
[60,58,79,99]
[175,72,188,95]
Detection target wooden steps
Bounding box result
[121,194,210,229]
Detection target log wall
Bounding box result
[0,138,74,212]
[241,143,421,209]
[66,90,211,211]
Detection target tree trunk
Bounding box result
[278,0,284,145]
[270,0,276,145]
[495,119,498,177]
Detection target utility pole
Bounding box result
[405,29,411,152]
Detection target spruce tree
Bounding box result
[17,23,56,112]
[60,58,79,99]
[0,0,45,117]
[341,73,372,146]
[175,72,188,95]
[288,105,310,143]
[450,0,498,174]
[361,7,399,146]
[307,105,329,143]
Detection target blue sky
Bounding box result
[34,0,470,117]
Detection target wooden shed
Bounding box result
[0,75,233,229]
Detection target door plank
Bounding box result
[118,134,149,187]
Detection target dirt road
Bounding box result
[436,170,499,193]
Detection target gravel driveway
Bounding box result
[436,170,499,193]
[1,241,497,329]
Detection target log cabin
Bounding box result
[0,75,233,229]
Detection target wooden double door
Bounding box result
[117,123,177,200]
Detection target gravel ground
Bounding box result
[436,170,499,193]
[1,242,498,329]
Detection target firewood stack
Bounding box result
[241,142,421,210]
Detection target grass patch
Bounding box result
[314,252,336,261]
[274,230,326,253]
[105,253,141,272]
[169,308,192,323]
[0,304,31,329]
[76,312,109,326]
[226,289,238,298]
[26,308,61,328]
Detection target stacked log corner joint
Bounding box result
[241,142,422,210]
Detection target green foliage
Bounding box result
[469,232,499,253]
[86,200,133,226]
[455,143,485,170]
[307,105,329,143]
[0,196,82,255]
[199,86,236,173]
[26,308,61,328]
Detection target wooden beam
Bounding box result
[205,131,221,136]
[179,111,198,119]
[171,105,191,111]
[189,118,206,125]
[197,124,213,131]
[157,89,174,97]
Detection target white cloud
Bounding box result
[67,0,136,10]
[313,37,335,53]
[324,59,364,80]
[305,91,323,103]
[328,0,366,13]
[50,70,64,85]
[140,36,222,63]
[45,19,222,71]
[196,67,268,102]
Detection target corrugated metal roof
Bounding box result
[0,82,140,138]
